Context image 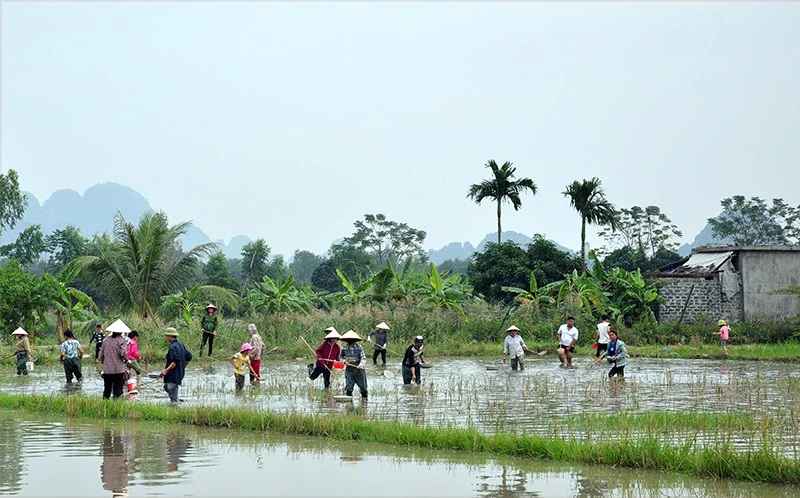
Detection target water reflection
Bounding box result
[100,429,129,496]
[0,410,797,497]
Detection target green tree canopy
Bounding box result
[0,169,27,239]
[69,211,217,319]
[240,239,271,289]
[343,213,427,267]
[290,250,323,282]
[525,235,582,285]
[45,225,88,274]
[598,205,683,258]
[0,225,45,267]
[0,259,51,334]
[708,196,797,246]
[467,160,537,245]
[467,241,530,302]
[204,252,238,289]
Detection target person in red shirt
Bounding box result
[309,329,341,389]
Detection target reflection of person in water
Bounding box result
[100,429,129,497]
[165,432,192,473]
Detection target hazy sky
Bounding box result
[3,2,799,257]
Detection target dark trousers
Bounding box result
[235,373,245,391]
[372,348,386,365]
[103,373,125,399]
[16,351,28,375]
[609,365,625,378]
[402,364,421,385]
[94,343,101,359]
[200,332,215,356]
[64,356,83,382]
[309,364,332,388]
[344,366,368,398]
[596,343,608,358]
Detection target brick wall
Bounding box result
[657,276,743,323]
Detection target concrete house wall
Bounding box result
[657,246,799,323]
[739,249,800,321]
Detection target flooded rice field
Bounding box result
[0,410,797,497]
[2,356,799,454]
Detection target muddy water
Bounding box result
[2,357,799,446]
[0,410,795,497]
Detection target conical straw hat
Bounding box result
[325,330,342,340]
[324,326,338,334]
[340,330,362,341]
[11,327,28,336]
[105,319,131,334]
[375,322,390,331]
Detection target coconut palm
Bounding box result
[69,211,217,320]
[467,160,537,244]
[562,177,619,266]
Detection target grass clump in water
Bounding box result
[0,393,797,485]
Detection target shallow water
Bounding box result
[3,356,799,451]
[0,410,796,497]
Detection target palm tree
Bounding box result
[467,160,537,244]
[562,177,619,266]
[69,211,217,319]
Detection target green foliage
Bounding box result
[245,275,320,314]
[203,252,238,289]
[158,285,239,325]
[289,250,322,282]
[42,267,99,342]
[525,235,582,285]
[467,160,537,245]
[0,169,27,237]
[68,211,217,319]
[412,262,473,321]
[240,239,271,289]
[436,258,469,276]
[501,270,554,315]
[310,259,344,293]
[562,177,618,265]
[44,225,88,274]
[310,243,375,292]
[467,241,529,301]
[708,196,798,245]
[0,259,51,335]
[343,213,427,267]
[598,205,683,258]
[0,224,46,267]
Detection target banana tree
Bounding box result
[245,275,315,314]
[543,269,608,313]
[412,262,473,321]
[44,267,99,343]
[501,270,555,315]
[158,284,238,326]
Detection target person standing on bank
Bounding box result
[503,325,533,371]
[368,322,390,366]
[402,336,427,384]
[100,320,131,399]
[309,329,341,389]
[11,328,33,375]
[199,304,219,357]
[557,316,579,368]
[605,328,628,379]
[60,329,84,383]
[339,330,368,399]
[161,327,192,403]
[596,315,611,358]
[247,324,264,383]
[89,323,105,360]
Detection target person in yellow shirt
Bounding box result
[228,343,260,391]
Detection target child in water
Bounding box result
[714,319,731,357]
[229,343,260,391]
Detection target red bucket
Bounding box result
[333,362,345,370]
[126,377,139,394]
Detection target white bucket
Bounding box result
[126,377,138,394]
[25,361,34,372]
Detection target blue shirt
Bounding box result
[164,339,192,385]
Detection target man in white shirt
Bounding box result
[596,314,611,358]
[503,325,532,371]
[557,316,579,368]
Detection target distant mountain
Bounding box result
[678,220,733,256]
[7,182,249,258]
[428,231,576,264]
